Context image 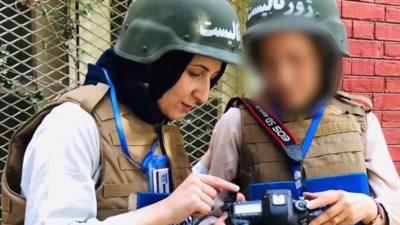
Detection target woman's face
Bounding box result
[258,31,323,111]
[158,55,222,120]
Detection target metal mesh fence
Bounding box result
[0,2,247,217]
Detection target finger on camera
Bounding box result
[236,192,246,202]
[192,202,213,218]
[200,175,240,193]
[198,190,215,207]
[199,181,219,198]
[307,191,341,210]
[214,213,228,225]
[311,204,343,225]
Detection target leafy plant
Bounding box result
[0,45,44,109]
[2,0,109,110]
[0,45,10,84]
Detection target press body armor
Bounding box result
[1,84,191,225]
[234,93,371,200]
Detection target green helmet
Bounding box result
[115,0,241,65]
[244,0,349,56]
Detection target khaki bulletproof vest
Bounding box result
[237,92,370,194]
[1,83,191,225]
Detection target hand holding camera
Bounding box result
[221,189,322,225]
[304,191,379,225]
[159,173,240,224]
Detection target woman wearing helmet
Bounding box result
[197,0,400,225]
[1,0,242,225]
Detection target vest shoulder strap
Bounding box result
[335,91,372,113]
[60,83,109,113]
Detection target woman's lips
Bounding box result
[182,102,194,113]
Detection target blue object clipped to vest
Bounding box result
[248,173,370,201]
[102,68,193,225]
[101,68,172,208]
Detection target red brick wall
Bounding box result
[337,0,400,174]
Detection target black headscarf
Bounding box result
[84,48,194,125]
[85,48,227,125]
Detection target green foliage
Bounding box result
[0,45,9,81]
[41,0,103,63]
[0,45,44,109]
[1,0,107,110]
[0,45,15,90]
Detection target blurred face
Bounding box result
[258,31,323,111]
[158,55,222,120]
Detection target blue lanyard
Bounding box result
[300,104,326,157]
[101,67,159,173]
[291,104,326,197]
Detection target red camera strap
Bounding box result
[226,97,300,161]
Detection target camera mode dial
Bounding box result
[294,200,308,212]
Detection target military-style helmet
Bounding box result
[244,0,349,56]
[115,0,242,65]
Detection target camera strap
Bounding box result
[101,68,172,193]
[226,97,326,197]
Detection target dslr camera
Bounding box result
[221,189,322,225]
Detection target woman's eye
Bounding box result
[188,71,201,77]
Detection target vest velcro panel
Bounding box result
[237,93,368,195]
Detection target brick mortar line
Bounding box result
[343,0,400,7]
[345,56,400,61]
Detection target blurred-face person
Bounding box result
[196,1,400,225]
[257,31,323,113]
[2,0,243,225]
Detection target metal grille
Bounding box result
[0,0,247,210]
[175,65,245,164]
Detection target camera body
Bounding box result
[222,189,321,225]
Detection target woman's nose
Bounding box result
[193,81,210,104]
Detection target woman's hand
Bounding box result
[214,193,246,225]
[157,173,240,224]
[305,191,378,225]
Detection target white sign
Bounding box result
[248,0,286,20]
[200,21,241,42]
[248,0,315,20]
[284,0,314,18]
